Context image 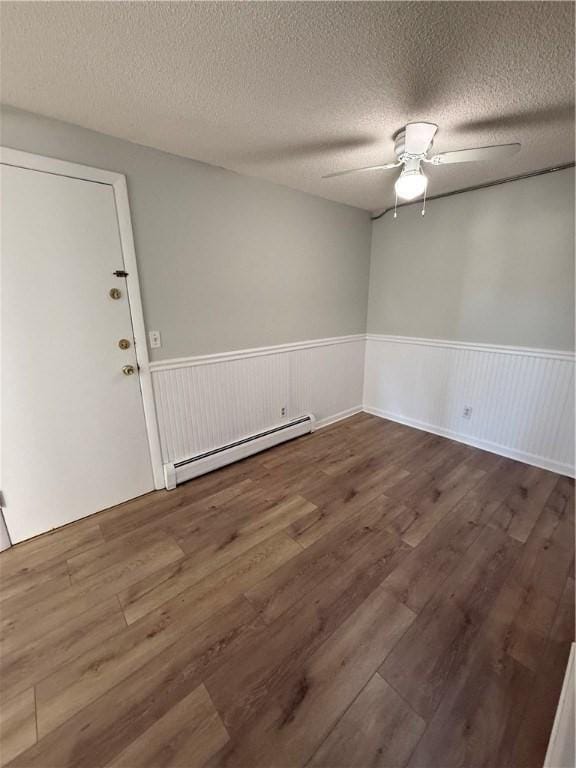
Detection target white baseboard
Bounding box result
[316,406,363,430]
[364,407,575,478]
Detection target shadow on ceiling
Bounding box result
[231,135,378,165]
[457,103,575,132]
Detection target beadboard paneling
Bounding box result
[364,335,575,476]
[151,336,365,464]
[152,333,574,476]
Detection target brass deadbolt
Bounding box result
[109,288,122,300]
[118,339,131,350]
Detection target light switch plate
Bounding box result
[149,330,162,349]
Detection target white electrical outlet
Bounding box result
[281,406,287,417]
[463,406,473,419]
[149,330,162,349]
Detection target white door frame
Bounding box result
[0,146,164,490]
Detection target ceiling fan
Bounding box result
[323,122,521,203]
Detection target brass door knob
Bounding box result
[122,365,135,376]
[109,288,122,300]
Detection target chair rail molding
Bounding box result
[365,333,576,361]
[149,334,366,371]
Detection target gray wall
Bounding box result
[368,168,575,350]
[3,106,573,357]
[1,106,372,360]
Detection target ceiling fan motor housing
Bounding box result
[401,156,423,174]
[394,129,433,160]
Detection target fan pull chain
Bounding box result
[422,185,427,216]
[393,189,398,219]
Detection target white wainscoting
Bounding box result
[150,335,365,464]
[150,333,574,479]
[364,335,575,477]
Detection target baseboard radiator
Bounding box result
[163,413,316,489]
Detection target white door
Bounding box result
[1,164,154,542]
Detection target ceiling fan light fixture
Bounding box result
[394,168,428,200]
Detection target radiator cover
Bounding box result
[163,413,316,489]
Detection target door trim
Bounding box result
[1,146,164,490]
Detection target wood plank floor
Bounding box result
[0,413,573,768]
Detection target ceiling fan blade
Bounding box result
[322,161,400,179]
[429,143,521,165]
[404,122,438,155]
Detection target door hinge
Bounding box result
[113,270,129,278]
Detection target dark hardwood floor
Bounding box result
[0,413,574,767]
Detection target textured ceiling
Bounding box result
[1,1,574,211]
